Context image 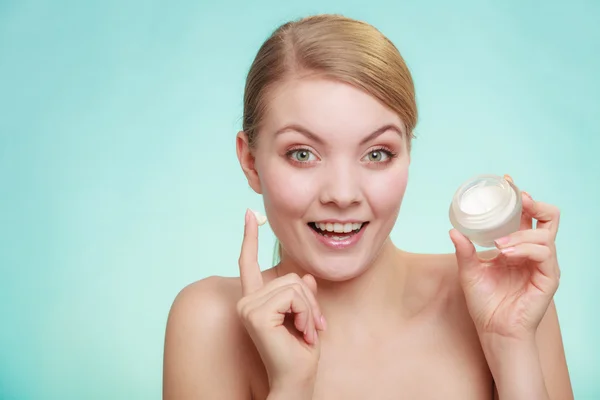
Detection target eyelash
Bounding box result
[284,146,398,166]
[367,146,398,163]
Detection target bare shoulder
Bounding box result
[401,248,495,314]
[399,250,467,315]
[404,248,499,281]
[402,250,463,286]
[162,275,251,399]
[167,275,243,325]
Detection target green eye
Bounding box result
[289,149,315,162]
[295,150,310,161]
[367,150,387,162]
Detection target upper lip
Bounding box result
[310,219,367,224]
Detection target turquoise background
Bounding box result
[1,0,598,398]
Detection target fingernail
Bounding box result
[245,209,250,224]
[504,174,513,183]
[523,191,533,200]
[320,315,328,331]
[501,246,515,254]
[494,236,510,247]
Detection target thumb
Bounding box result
[449,229,480,277]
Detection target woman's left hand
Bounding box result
[450,176,561,341]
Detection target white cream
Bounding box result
[449,174,522,247]
[460,185,504,214]
[459,185,516,228]
[251,210,268,226]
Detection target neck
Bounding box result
[274,238,409,333]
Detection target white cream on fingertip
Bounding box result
[251,209,268,226]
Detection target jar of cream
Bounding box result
[449,174,522,247]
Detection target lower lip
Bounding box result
[309,224,368,250]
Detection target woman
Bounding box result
[163,14,572,399]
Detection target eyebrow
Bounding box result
[273,123,405,145]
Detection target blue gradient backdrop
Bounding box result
[1,1,598,398]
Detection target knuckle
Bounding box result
[283,285,297,296]
[279,286,297,302]
[291,286,308,305]
[287,272,301,282]
[290,283,304,294]
[289,286,309,307]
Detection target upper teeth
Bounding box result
[317,222,363,233]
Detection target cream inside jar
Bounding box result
[449,174,522,247]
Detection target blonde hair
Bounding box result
[241,14,418,264]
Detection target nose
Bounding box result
[318,164,362,208]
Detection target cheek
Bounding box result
[365,164,409,216]
[257,160,316,225]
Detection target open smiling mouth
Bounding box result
[307,222,369,241]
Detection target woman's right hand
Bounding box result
[236,209,326,393]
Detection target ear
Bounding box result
[236,131,262,194]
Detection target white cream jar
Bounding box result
[449,174,522,247]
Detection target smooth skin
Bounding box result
[162,78,573,399]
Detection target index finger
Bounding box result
[239,209,264,295]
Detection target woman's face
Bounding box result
[238,77,411,281]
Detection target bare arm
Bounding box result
[491,300,573,400]
[162,277,251,400]
[535,300,573,398]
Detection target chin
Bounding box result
[299,253,373,282]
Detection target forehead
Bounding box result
[261,77,405,141]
